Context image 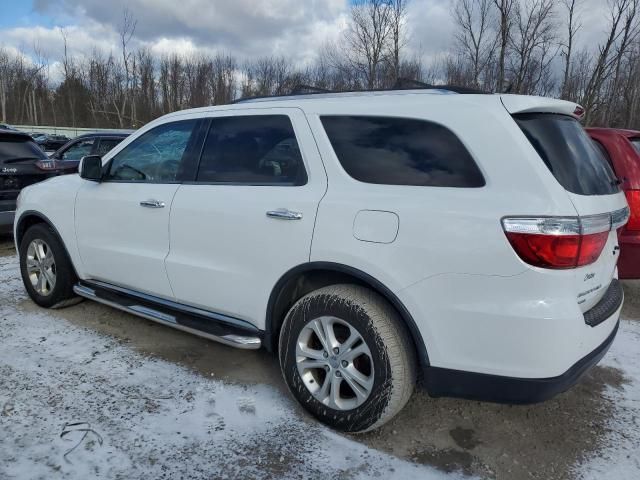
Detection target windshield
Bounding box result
[632,138,640,155]
[0,138,47,163]
[514,113,619,196]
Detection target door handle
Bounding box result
[266,208,303,220]
[140,199,165,209]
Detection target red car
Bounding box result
[587,127,640,279]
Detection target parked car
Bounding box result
[29,132,47,140]
[35,134,70,152]
[0,130,76,233]
[14,88,628,432]
[49,132,132,171]
[587,127,640,279]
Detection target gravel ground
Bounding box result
[1,235,639,479]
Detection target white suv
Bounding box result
[14,88,628,432]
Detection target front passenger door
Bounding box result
[75,119,201,298]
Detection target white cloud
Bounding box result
[0,0,615,80]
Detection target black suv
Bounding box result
[0,131,72,234]
[36,134,70,152]
[49,131,131,171]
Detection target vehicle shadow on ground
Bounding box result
[3,236,631,480]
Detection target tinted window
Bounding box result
[105,121,196,183]
[197,115,306,185]
[96,138,123,156]
[320,116,484,187]
[61,139,95,160]
[0,138,47,163]
[632,139,640,155]
[514,113,619,195]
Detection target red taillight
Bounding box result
[502,214,623,269]
[505,232,581,268]
[577,231,609,265]
[35,160,58,171]
[624,190,640,231]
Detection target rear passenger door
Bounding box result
[165,109,327,327]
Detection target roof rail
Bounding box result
[232,81,489,104]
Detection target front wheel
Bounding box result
[19,223,78,308]
[279,284,416,433]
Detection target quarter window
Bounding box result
[320,116,484,187]
[196,115,306,185]
[105,120,197,183]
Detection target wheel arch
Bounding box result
[15,210,78,276]
[265,262,430,368]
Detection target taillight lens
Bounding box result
[35,160,58,171]
[502,213,621,269]
[624,190,640,231]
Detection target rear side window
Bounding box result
[0,138,47,163]
[196,115,306,185]
[320,116,484,187]
[514,113,619,196]
[632,138,640,155]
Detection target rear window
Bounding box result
[0,137,47,163]
[321,116,485,187]
[514,113,619,196]
[632,138,640,155]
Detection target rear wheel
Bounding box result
[19,224,78,308]
[279,284,416,432]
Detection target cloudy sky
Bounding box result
[0,0,613,72]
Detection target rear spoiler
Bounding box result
[501,94,585,121]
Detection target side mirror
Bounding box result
[79,155,103,182]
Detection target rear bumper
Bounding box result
[424,319,619,404]
[0,210,15,234]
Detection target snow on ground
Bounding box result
[0,256,466,479]
[575,318,640,479]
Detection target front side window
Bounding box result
[61,139,95,160]
[105,121,197,183]
[196,115,306,185]
[320,116,485,187]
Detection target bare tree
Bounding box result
[389,0,409,84]
[560,0,582,98]
[454,0,496,88]
[116,8,137,128]
[581,0,640,122]
[492,0,515,92]
[345,0,395,89]
[509,0,557,95]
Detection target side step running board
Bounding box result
[73,282,262,350]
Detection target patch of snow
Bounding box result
[0,255,465,479]
[574,319,640,479]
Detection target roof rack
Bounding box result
[233,81,489,104]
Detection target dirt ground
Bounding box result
[1,235,639,479]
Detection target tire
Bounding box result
[279,284,416,433]
[19,223,78,309]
